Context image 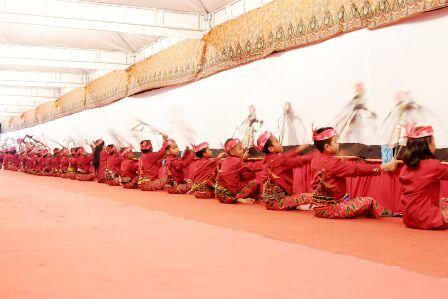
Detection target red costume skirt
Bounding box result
[312,196,382,219]
[60,172,71,179]
[262,182,312,210]
[440,198,448,226]
[138,177,165,191]
[105,169,120,186]
[77,173,96,181]
[165,179,193,194]
[215,180,259,204]
[189,180,215,199]
[121,176,138,189]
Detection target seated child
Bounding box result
[189,142,224,198]
[400,126,448,230]
[215,138,262,204]
[164,140,195,194]
[310,127,397,219]
[257,131,312,210]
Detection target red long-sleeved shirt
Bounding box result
[166,150,195,183]
[120,159,139,179]
[193,157,220,184]
[77,155,93,173]
[262,150,312,195]
[311,152,380,201]
[399,159,448,229]
[217,156,263,194]
[139,142,167,179]
[106,154,124,175]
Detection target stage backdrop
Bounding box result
[1,9,448,150]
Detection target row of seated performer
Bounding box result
[1,126,447,230]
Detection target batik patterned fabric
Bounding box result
[138,177,166,191]
[165,179,193,194]
[105,168,117,181]
[262,182,312,210]
[441,198,448,224]
[190,180,215,199]
[105,168,121,185]
[312,196,382,219]
[121,176,139,189]
[215,180,260,204]
[76,173,96,181]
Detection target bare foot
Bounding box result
[296,204,311,211]
[237,198,255,204]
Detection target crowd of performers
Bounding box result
[1,125,447,231]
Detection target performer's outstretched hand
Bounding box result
[381,158,398,172]
[217,152,226,159]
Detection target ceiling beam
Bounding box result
[0,70,86,89]
[0,86,59,107]
[0,0,206,39]
[0,44,133,71]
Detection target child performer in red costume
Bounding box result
[59,148,71,178]
[310,127,397,219]
[67,148,78,179]
[215,138,262,204]
[34,150,44,176]
[51,148,62,177]
[138,136,168,191]
[400,126,448,230]
[41,150,53,176]
[76,147,96,181]
[105,145,123,186]
[119,146,139,189]
[257,131,313,210]
[164,140,195,194]
[188,142,225,198]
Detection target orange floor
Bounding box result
[1,170,447,298]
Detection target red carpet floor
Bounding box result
[1,170,447,298]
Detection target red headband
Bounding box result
[193,142,209,153]
[256,131,273,152]
[224,139,240,154]
[120,146,133,156]
[166,139,176,147]
[407,125,433,139]
[313,128,337,141]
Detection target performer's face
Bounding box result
[230,143,244,157]
[428,136,436,155]
[167,143,179,156]
[324,136,340,154]
[267,136,283,154]
[125,151,134,159]
[203,148,213,158]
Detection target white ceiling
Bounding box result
[79,0,233,13]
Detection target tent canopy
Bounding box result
[0,0,240,122]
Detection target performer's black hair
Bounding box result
[262,138,274,155]
[314,127,334,153]
[195,147,208,158]
[402,134,434,169]
[92,141,104,171]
